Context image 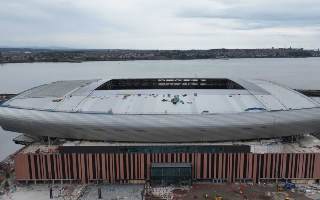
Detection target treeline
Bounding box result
[0,48,319,63]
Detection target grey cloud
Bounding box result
[0,0,319,49]
[0,0,123,34]
[178,0,320,29]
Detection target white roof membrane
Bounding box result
[3,78,319,114]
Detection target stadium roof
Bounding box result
[1,78,319,114]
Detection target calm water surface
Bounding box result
[0,58,320,160]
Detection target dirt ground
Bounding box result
[171,184,311,200]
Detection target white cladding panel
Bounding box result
[252,80,316,109]
[6,97,61,111]
[254,95,286,111]
[56,96,87,112]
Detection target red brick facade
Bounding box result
[15,153,320,183]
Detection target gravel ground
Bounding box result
[80,184,144,200]
[0,183,317,200]
[171,184,311,200]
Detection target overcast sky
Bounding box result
[0,0,319,49]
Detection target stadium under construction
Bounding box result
[1,78,320,186]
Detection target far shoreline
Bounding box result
[1,56,319,65]
[1,47,319,64]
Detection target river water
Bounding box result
[0,57,319,160]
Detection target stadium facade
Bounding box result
[1,78,320,185]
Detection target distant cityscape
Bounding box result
[0,47,319,63]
